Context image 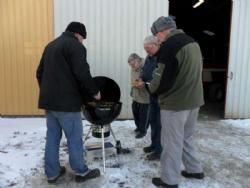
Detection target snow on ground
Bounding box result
[0,117,249,188]
[221,119,250,130]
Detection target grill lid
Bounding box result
[82,76,122,125]
[92,76,121,102]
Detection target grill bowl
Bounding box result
[83,101,122,125]
[82,76,122,125]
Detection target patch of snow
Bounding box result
[221,119,250,130]
[0,117,249,188]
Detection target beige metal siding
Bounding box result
[225,0,250,118]
[0,0,53,115]
[54,0,169,118]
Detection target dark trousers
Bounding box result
[149,96,162,154]
[132,101,149,134]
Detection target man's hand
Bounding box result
[94,91,101,100]
[132,80,139,87]
[136,80,145,89]
[132,79,145,89]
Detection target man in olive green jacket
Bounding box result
[147,16,205,188]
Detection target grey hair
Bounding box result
[144,35,158,45]
[128,53,143,63]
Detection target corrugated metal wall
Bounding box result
[0,0,53,115]
[54,0,169,118]
[225,0,250,118]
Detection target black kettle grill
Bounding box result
[82,76,125,172]
[82,76,122,137]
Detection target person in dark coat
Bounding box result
[36,21,101,184]
[141,35,162,161]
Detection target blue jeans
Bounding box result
[45,111,89,179]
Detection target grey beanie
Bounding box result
[151,16,176,35]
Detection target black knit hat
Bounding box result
[65,22,87,39]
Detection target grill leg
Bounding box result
[110,126,122,154]
[101,125,106,173]
[84,125,92,142]
[110,126,117,142]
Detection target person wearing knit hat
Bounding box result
[151,16,176,35]
[36,21,101,184]
[151,16,177,44]
[66,21,87,39]
[147,16,205,188]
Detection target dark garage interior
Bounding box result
[169,0,232,118]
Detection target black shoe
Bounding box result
[135,132,146,139]
[75,168,101,183]
[47,166,66,184]
[146,152,161,161]
[134,128,140,133]
[143,145,154,153]
[152,178,178,188]
[181,170,204,179]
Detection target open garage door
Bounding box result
[169,0,232,118]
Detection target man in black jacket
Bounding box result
[36,22,101,184]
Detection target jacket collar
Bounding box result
[161,29,184,46]
[162,29,184,42]
[62,31,78,41]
